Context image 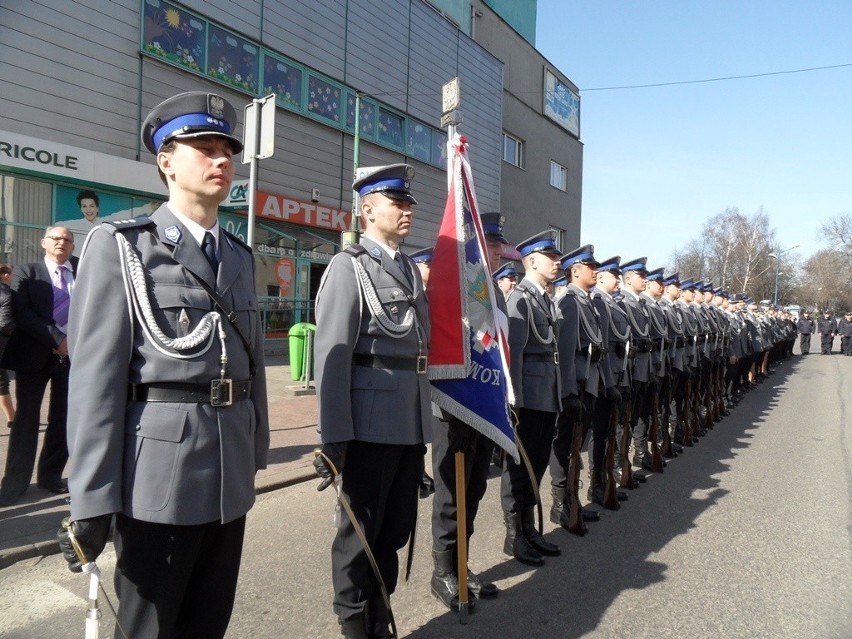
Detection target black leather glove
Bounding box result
[57,515,111,573]
[448,420,475,454]
[605,386,622,405]
[561,395,582,420]
[313,441,349,491]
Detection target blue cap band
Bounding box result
[358,177,409,197]
[520,239,557,257]
[152,113,233,151]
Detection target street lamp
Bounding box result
[768,244,800,306]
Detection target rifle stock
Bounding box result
[619,397,635,489]
[681,374,694,446]
[603,403,620,510]
[567,416,586,535]
[660,379,673,457]
[648,385,665,472]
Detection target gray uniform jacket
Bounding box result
[641,293,668,378]
[314,236,431,446]
[506,277,561,413]
[66,206,269,525]
[620,290,652,383]
[557,284,605,398]
[592,289,631,389]
[659,297,685,372]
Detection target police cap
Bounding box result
[620,257,648,275]
[493,262,518,281]
[142,91,243,154]
[410,247,433,263]
[354,164,417,204]
[480,212,508,244]
[560,244,598,270]
[516,231,561,258]
[597,256,621,274]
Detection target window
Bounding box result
[502,132,524,167]
[549,226,566,252]
[550,161,567,191]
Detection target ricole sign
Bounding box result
[225,180,352,232]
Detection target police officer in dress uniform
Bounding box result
[618,258,656,471]
[638,267,670,464]
[57,92,270,639]
[501,231,562,566]
[659,272,688,448]
[796,310,816,355]
[429,212,507,610]
[493,262,518,297]
[592,257,636,486]
[549,245,612,532]
[313,164,431,639]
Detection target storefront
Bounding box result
[0,128,342,355]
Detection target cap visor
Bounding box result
[171,131,244,153]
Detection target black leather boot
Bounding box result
[419,471,435,498]
[467,567,499,599]
[430,549,476,611]
[521,507,560,556]
[503,511,544,566]
[632,445,653,471]
[550,485,567,525]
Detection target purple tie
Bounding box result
[53,266,70,327]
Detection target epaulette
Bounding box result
[100,217,155,235]
[222,228,252,254]
[344,243,367,256]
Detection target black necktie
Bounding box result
[202,232,218,273]
[395,253,412,288]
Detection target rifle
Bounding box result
[681,373,694,446]
[660,376,673,458]
[602,401,620,510]
[567,414,587,536]
[703,364,714,431]
[648,382,665,472]
[619,394,635,489]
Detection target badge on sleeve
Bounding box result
[164,226,182,243]
[369,246,382,258]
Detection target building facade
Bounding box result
[0,0,580,352]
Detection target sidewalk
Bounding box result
[0,356,319,569]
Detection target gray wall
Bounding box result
[0,0,505,252]
[470,0,582,249]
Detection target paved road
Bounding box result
[1,353,849,638]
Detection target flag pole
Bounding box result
[440,77,469,623]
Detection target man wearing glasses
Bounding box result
[0,227,76,506]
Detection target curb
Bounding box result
[0,469,317,570]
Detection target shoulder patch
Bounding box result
[344,243,367,256]
[100,216,155,235]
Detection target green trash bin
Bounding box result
[288,322,316,381]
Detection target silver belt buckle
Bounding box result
[553,352,559,365]
[416,355,428,374]
[210,378,233,407]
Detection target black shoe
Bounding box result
[617,490,628,502]
[37,479,68,495]
[5,420,11,430]
[339,614,369,639]
[0,491,21,508]
[503,512,544,566]
[521,508,560,556]
[467,569,499,599]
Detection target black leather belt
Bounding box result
[676,337,686,347]
[353,353,428,374]
[130,380,252,407]
[524,352,559,364]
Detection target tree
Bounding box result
[795,248,852,313]
[819,213,852,256]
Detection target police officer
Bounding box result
[429,212,507,610]
[592,257,636,488]
[58,92,269,638]
[659,272,687,448]
[312,164,431,639]
[551,245,620,525]
[618,258,655,471]
[502,231,562,566]
[493,262,518,297]
[638,267,669,467]
[817,310,837,355]
[839,311,852,355]
[796,310,816,355]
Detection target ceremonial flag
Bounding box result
[428,134,517,461]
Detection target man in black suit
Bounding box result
[0,225,77,506]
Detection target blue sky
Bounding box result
[534,0,852,268]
